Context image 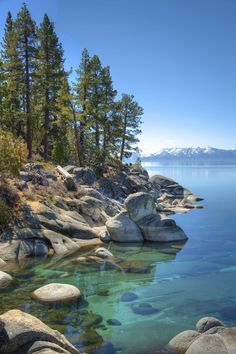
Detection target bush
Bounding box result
[0,183,19,207]
[0,199,9,228]
[0,129,27,176]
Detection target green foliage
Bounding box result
[0,129,27,175]
[0,6,143,172]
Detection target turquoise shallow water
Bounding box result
[1,163,236,353]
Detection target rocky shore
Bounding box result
[0,163,206,353]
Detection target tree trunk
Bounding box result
[25,37,32,159]
[120,115,127,161]
[43,88,49,161]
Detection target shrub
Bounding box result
[0,183,19,207]
[0,199,9,228]
[0,129,27,176]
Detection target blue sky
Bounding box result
[1,0,236,153]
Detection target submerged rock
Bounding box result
[132,302,160,316]
[120,260,152,274]
[0,271,13,288]
[32,283,81,303]
[119,292,138,302]
[105,212,143,242]
[95,247,114,259]
[107,319,122,326]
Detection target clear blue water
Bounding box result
[1,163,236,354]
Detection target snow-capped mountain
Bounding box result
[141,147,236,161]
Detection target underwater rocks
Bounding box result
[107,318,122,326]
[0,309,80,354]
[95,247,114,259]
[32,283,81,303]
[119,292,138,302]
[0,271,13,288]
[132,302,160,316]
[167,316,236,354]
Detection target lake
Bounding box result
[1,163,236,354]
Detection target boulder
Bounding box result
[0,271,13,288]
[196,317,224,333]
[167,330,200,354]
[124,192,156,222]
[0,258,6,267]
[137,214,188,242]
[27,341,72,354]
[0,309,80,354]
[63,165,76,174]
[32,283,81,303]
[218,327,236,354]
[106,212,143,242]
[74,167,96,185]
[42,230,79,255]
[95,247,114,259]
[185,334,229,354]
[99,230,111,243]
[78,196,108,223]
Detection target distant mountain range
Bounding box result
[140,147,236,162]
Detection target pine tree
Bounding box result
[0,57,5,125]
[88,55,103,156]
[14,3,38,158]
[1,11,23,134]
[52,75,74,165]
[36,14,65,161]
[74,48,91,166]
[118,94,143,161]
[99,65,117,170]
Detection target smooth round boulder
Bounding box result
[0,271,13,288]
[124,192,156,222]
[32,283,81,303]
[95,247,114,259]
[186,334,229,354]
[106,212,143,242]
[196,317,224,333]
[167,330,200,354]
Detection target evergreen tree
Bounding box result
[0,57,5,125]
[1,11,23,134]
[99,65,117,170]
[52,75,74,165]
[88,55,103,157]
[74,48,91,166]
[36,14,65,161]
[14,3,38,158]
[118,94,143,161]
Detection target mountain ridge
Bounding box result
[140,146,236,161]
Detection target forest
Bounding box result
[0,3,143,175]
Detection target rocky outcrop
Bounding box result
[32,283,81,303]
[124,191,156,222]
[106,212,143,242]
[167,317,235,354]
[137,215,187,242]
[0,309,80,354]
